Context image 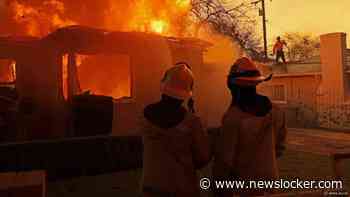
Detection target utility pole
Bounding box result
[252,0,269,60]
[261,0,268,60]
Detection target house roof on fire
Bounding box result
[0,25,211,59]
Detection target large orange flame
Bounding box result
[8,0,192,37]
[10,0,76,36]
[124,0,192,36]
[150,20,168,34]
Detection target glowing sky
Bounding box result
[264,0,350,44]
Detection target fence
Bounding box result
[263,86,350,130]
[316,88,350,131]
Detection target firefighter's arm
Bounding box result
[191,116,211,169]
[213,119,239,177]
[274,107,287,158]
[213,120,239,197]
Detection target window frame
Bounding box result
[72,53,135,103]
[114,56,135,104]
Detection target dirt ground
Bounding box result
[47,128,350,197]
[47,154,350,197]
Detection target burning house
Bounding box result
[0,0,256,143]
[0,25,224,141]
[0,0,243,141]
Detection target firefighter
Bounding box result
[141,63,211,197]
[213,57,287,197]
[273,36,287,64]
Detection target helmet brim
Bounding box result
[160,84,193,100]
[234,74,273,86]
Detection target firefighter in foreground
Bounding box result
[213,57,287,197]
[141,63,211,197]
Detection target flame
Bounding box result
[123,0,192,36]
[10,61,16,82]
[10,0,76,36]
[150,20,168,34]
[0,60,16,83]
[176,0,191,9]
[5,0,194,37]
[4,0,241,100]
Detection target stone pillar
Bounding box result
[320,32,347,101]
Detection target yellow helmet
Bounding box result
[160,63,194,100]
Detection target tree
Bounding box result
[190,0,263,60]
[280,32,320,62]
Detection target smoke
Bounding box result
[198,25,243,71]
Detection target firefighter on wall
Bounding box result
[273,36,288,64]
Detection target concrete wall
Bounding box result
[258,74,321,128]
[320,33,347,101]
[14,45,67,140]
[317,33,350,130]
[260,75,321,110]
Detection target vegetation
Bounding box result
[281,32,320,62]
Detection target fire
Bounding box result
[176,0,191,9]
[0,60,16,84]
[62,55,87,99]
[10,61,16,82]
[9,0,76,36]
[5,0,194,37]
[124,0,192,36]
[2,0,212,100]
[150,20,168,34]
